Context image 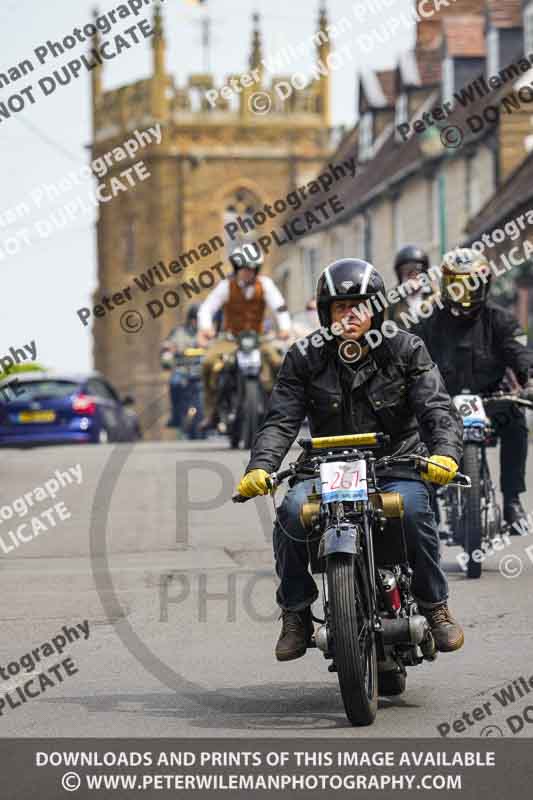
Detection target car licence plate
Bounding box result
[18,410,56,423]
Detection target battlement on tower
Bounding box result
[91,4,332,142]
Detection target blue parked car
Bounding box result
[0,371,141,447]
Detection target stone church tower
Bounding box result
[90,2,333,438]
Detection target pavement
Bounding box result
[0,439,532,738]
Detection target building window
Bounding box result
[223,187,260,252]
[395,93,408,131]
[525,3,533,53]
[359,112,373,161]
[442,57,454,106]
[392,195,403,251]
[486,28,499,77]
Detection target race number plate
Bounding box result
[453,394,488,427]
[320,460,368,503]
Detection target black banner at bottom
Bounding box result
[1,738,531,799]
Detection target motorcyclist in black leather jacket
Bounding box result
[414,247,533,530]
[236,258,465,662]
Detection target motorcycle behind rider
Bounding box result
[197,245,291,431]
[235,258,465,662]
[160,304,201,429]
[414,247,533,529]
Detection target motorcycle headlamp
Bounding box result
[239,333,258,352]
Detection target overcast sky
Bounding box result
[0,0,415,372]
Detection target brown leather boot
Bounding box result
[275,608,314,662]
[420,603,464,652]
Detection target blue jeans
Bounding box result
[273,478,448,611]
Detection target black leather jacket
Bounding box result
[247,329,462,479]
[414,302,533,396]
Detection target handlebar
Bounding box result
[482,392,533,410]
[231,452,471,503]
[298,432,390,450]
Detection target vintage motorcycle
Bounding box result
[437,391,533,579]
[234,432,469,726]
[161,344,206,440]
[215,330,269,450]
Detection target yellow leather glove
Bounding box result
[236,469,272,498]
[421,455,458,486]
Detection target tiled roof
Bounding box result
[288,51,528,235]
[443,15,486,57]
[487,0,523,29]
[466,147,533,238]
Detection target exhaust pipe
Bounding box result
[381,615,429,645]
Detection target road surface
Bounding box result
[0,440,532,738]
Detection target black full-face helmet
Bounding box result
[316,258,386,330]
[394,244,430,281]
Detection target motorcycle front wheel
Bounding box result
[327,554,378,726]
[462,443,483,579]
[240,378,262,450]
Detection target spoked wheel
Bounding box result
[481,454,502,541]
[240,379,262,450]
[462,443,482,579]
[327,554,378,726]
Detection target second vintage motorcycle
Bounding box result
[215,330,269,450]
[437,390,533,579]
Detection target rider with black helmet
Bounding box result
[235,258,465,662]
[415,247,533,529]
[161,304,201,428]
[388,245,433,328]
